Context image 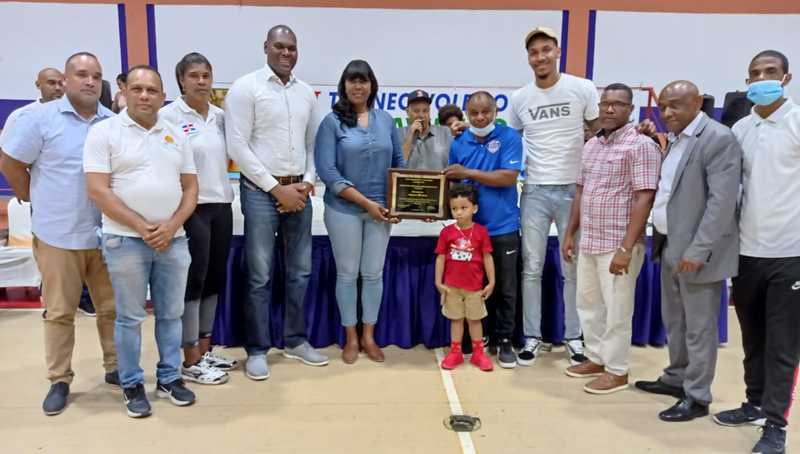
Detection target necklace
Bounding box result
[454,223,474,242]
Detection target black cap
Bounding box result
[406,89,432,105]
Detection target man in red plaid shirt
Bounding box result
[561,83,662,394]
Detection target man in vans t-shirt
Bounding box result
[508,26,600,367]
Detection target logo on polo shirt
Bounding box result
[487,139,501,154]
[528,103,571,121]
[180,123,199,136]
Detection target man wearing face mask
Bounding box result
[445,91,522,368]
[400,89,451,170]
[634,80,742,424]
[712,50,799,454]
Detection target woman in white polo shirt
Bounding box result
[160,53,236,385]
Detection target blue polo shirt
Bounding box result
[2,97,113,249]
[449,124,522,236]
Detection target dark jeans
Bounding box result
[733,255,800,427]
[483,232,520,340]
[241,178,312,355]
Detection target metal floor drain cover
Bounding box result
[443,414,481,432]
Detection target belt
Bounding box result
[273,175,304,185]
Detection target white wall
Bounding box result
[0,2,123,100]
[154,6,562,122]
[592,11,800,106]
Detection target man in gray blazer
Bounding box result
[634,81,742,422]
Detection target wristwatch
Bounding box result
[617,246,632,256]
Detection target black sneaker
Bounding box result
[156,379,196,406]
[42,382,69,416]
[517,337,543,366]
[565,338,588,366]
[78,296,96,317]
[713,402,766,427]
[123,384,151,418]
[497,338,517,369]
[104,370,121,387]
[752,423,786,454]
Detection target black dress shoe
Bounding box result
[634,378,683,398]
[658,396,709,422]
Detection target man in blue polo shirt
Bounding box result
[445,91,522,369]
[0,52,118,416]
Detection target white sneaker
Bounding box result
[517,337,543,366]
[565,338,588,366]
[202,351,238,371]
[181,361,229,385]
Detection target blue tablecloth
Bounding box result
[212,236,728,348]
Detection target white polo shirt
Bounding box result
[509,73,600,184]
[160,98,233,204]
[733,99,800,258]
[83,110,196,238]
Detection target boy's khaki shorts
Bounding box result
[442,287,487,321]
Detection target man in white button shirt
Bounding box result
[225,24,327,380]
[635,81,742,425]
[713,50,799,454]
[85,66,199,418]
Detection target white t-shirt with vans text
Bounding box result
[509,73,600,184]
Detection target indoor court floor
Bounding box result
[0,307,797,454]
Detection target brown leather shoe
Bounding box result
[342,342,359,364]
[584,372,629,395]
[360,339,385,363]
[564,360,604,378]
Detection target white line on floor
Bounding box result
[435,348,476,454]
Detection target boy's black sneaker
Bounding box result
[497,338,517,369]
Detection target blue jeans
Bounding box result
[324,206,391,327]
[102,234,190,389]
[520,184,581,340]
[241,179,312,355]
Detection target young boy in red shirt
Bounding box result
[435,184,495,371]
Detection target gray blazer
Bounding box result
[652,114,742,284]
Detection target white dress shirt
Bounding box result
[734,99,800,257]
[652,112,705,234]
[224,65,321,192]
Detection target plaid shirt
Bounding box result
[577,124,661,254]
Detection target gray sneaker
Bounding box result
[283,342,330,366]
[245,354,270,381]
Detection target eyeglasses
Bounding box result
[598,101,632,110]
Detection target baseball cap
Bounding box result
[524,26,559,48]
[406,89,432,105]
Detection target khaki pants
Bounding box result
[33,237,117,384]
[576,244,644,376]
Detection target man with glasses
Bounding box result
[561,84,661,394]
